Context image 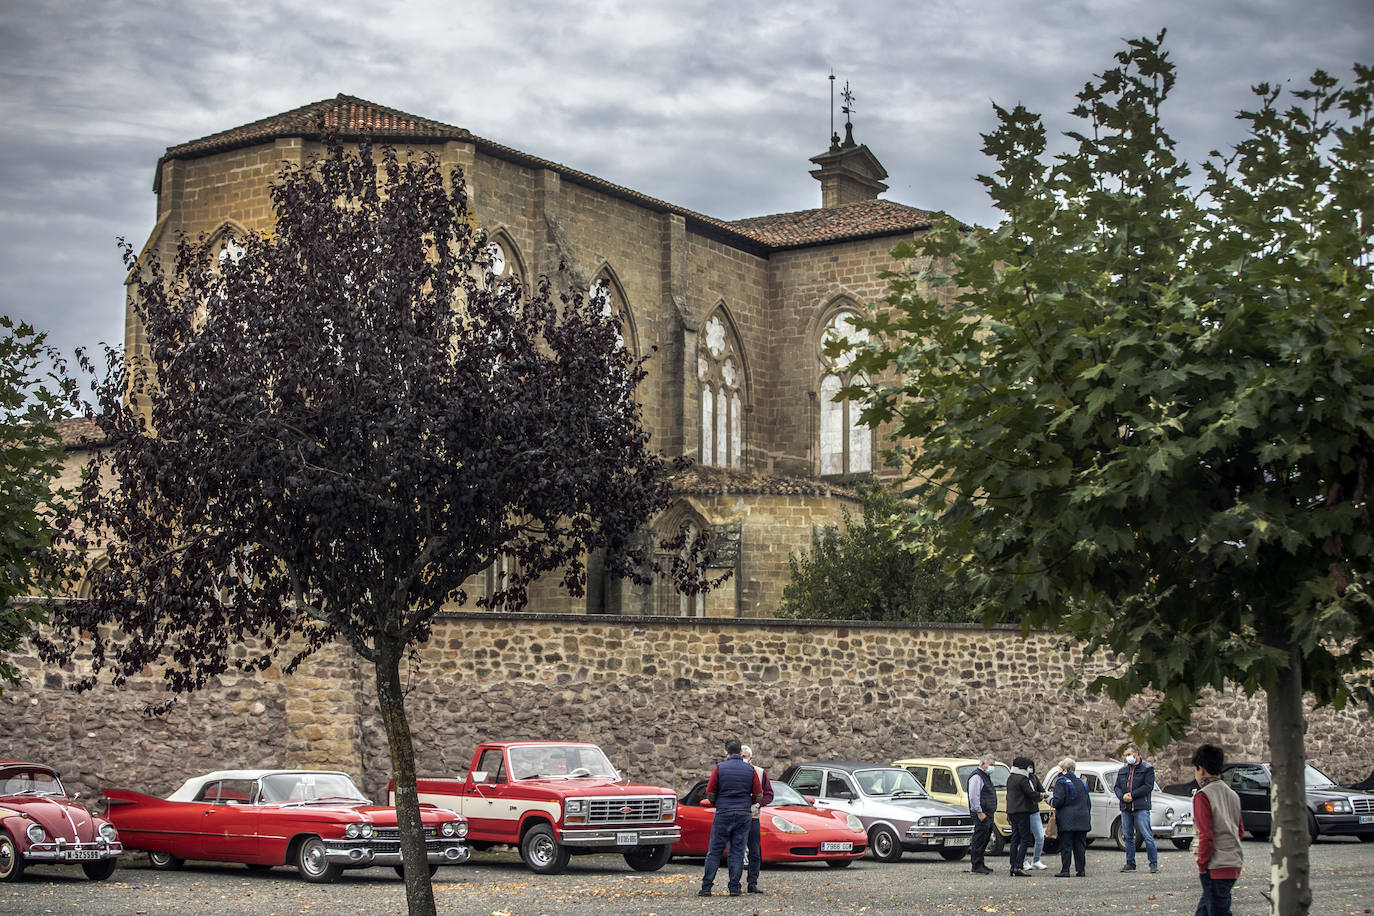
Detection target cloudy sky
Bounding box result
[2,0,1370,367]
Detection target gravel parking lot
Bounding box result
[2,837,1371,916]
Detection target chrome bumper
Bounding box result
[558,826,680,846]
[25,840,124,862]
[324,840,470,867]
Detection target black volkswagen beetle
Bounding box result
[1220,762,1374,842]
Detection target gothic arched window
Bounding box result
[485,232,524,286]
[698,310,746,468]
[590,270,637,356]
[819,310,872,475]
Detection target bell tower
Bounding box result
[810,81,888,208]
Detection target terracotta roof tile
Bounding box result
[158,95,944,254]
[55,417,103,449]
[728,199,938,249]
[669,464,860,499]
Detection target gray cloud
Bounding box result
[1,0,1370,366]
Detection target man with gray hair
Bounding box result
[740,745,773,894]
[967,754,997,875]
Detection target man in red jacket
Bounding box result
[1191,744,1244,916]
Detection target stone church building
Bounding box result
[116,94,944,618]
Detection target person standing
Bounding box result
[967,754,998,875]
[1005,756,1037,877]
[1023,761,1049,870]
[1050,757,1091,877]
[1191,744,1243,915]
[699,738,762,897]
[740,744,773,895]
[1113,743,1159,873]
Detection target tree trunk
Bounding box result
[375,642,437,916]
[1266,644,1311,916]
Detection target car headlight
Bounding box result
[916,816,937,827]
[770,816,807,835]
[99,823,118,842]
[345,823,363,839]
[441,821,458,837]
[1163,807,1175,821]
[846,814,865,833]
[455,820,468,838]
[565,799,586,816]
[1320,800,1352,814]
[26,824,46,844]
[660,797,677,818]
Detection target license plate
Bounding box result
[944,836,971,847]
[1175,826,1194,836]
[615,831,638,845]
[64,850,101,861]
[1359,815,1374,825]
[819,841,853,852]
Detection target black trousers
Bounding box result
[970,814,995,870]
[1059,829,1088,875]
[1007,812,1032,873]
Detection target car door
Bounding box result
[1082,771,1116,839]
[194,779,260,861]
[463,748,519,842]
[1222,765,1272,835]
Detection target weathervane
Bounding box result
[841,81,855,130]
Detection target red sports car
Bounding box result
[104,769,469,882]
[1,759,124,881]
[672,779,867,867]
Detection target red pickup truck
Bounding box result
[400,741,679,874]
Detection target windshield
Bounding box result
[769,782,810,807]
[508,745,619,780]
[958,764,1011,791]
[1304,765,1338,789]
[259,772,369,805]
[854,768,928,797]
[0,769,64,797]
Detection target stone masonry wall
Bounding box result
[5,614,1370,804]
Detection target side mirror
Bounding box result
[470,772,488,785]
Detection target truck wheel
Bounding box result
[623,844,671,872]
[520,824,570,875]
[295,836,342,883]
[0,829,25,882]
[148,850,184,870]
[82,858,118,881]
[939,847,968,861]
[868,824,902,862]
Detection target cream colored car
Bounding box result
[895,757,1052,855]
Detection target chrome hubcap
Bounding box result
[530,836,554,866]
[302,842,326,874]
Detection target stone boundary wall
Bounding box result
[4,613,1371,802]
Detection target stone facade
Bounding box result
[6,615,1370,804]
[115,95,932,618]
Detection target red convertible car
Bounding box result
[105,769,469,882]
[672,779,867,867]
[1,759,124,881]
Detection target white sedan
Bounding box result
[1045,761,1194,850]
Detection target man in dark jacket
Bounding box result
[740,745,774,895]
[1112,743,1159,873]
[967,754,998,875]
[1050,757,1092,876]
[1005,757,1038,877]
[699,739,763,897]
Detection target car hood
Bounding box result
[508,777,672,797]
[1307,787,1374,804]
[767,804,865,833]
[0,796,103,842]
[258,803,458,826]
[850,796,971,820]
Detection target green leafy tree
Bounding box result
[0,317,72,689]
[39,139,693,916]
[778,484,982,622]
[847,34,1371,916]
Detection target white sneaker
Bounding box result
[1032,861,1048,870]
[1023,860,1033,870]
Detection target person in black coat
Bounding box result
[1050,757,1093,877]
[1005,756,1039,877]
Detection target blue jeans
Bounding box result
[1121,808,1158,867]
[1027,809,1045,864]
[1195,872,1235,916]
[702,808,751,893]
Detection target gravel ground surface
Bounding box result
[3,837,1371,915]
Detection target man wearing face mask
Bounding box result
[1112,744,1159,873]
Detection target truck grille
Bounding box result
[584,797,666,824]
[1353,798,1374,815]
